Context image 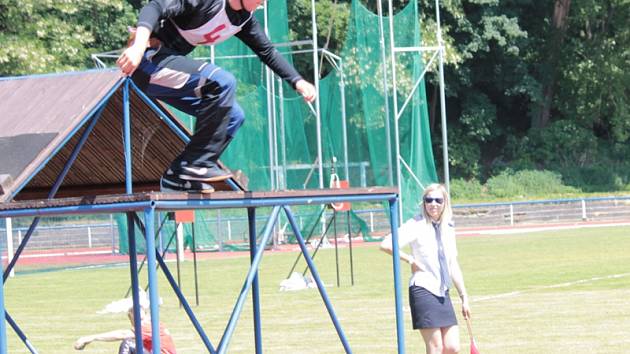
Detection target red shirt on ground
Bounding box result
[141,323,177,354]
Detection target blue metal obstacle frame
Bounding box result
[0,190,406,353]
[0,76,408,353]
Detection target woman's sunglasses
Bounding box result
[424,197,444,205]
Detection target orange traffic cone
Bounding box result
[465,316,480,354]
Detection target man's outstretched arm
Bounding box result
[74,329,134,350]
[237,17,317,102]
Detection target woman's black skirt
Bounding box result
[408,285,457,329]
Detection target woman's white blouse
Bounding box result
[384,215,458,296]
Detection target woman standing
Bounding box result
[381,183,470,354]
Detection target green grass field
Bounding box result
[4,226,630,353]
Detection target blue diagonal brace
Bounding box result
[217,206,282,354]
[128,79,190,143]
[3,105,105,281]
[6,78,123,201]
[282,206,352,354]
[0,275,5,354]
[4,313,38,354]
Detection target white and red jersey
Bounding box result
[171,0,252,46]
[137,0,301,87]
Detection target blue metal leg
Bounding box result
[217,206,281,354]
[127,213,144,353]
[248,208,263,354]
[388,199,405,354]
[126,214,170,298]
[0,256,6,354]
[130,214,217,353]
[192,222,199,306]
[347,211,355,286]
[144,207,161,354]
[283,206,352,354]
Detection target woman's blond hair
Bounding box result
[421,183,452,226]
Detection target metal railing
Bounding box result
[0,222,117,252]
[453,196,630,228]
[2,195,629,257]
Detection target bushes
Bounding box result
[560,163,630,192]
[450,169,580,201]
[449,178,484,200]
[501,120,599,170]
[460,120,630,199]
[485,169,579,198]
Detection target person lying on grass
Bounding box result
[74,305,176,354]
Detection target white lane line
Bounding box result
[18,250,114,258]
[458,222,630,236]
[474,273,630,302]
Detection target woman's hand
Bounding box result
[461,295,471,319]
[295,79,316,102]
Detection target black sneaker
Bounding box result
[179,163,233,182]
[160,173,214,193]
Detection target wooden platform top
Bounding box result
[0,187,399,216]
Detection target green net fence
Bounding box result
[342,0,438,220]
[115,206,374,254]
[118,0,437,253]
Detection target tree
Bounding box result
[418,0,531,178]
[417,0,628,186]
[555,0,630,144]
[533,0,571,129]
[287,0,351,80]
[500,0,630,190]
[0,0,136,76]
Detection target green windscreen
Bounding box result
[341,0,438,219]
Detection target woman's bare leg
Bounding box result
[420,328,444,354]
